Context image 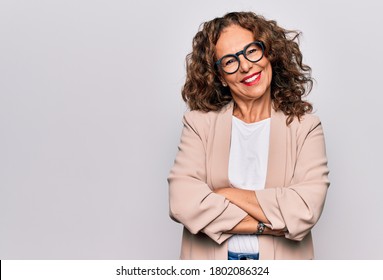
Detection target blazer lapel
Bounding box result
[265,109,287,189]
[210,102,234,189]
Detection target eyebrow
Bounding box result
[219,41,255,58]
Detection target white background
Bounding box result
[1,0,382,259]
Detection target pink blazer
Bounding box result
[168,102,330,259]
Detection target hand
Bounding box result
[213,187,231,196]
[262,226,286,237]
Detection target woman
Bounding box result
[168,11,329,260]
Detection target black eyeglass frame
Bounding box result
[215,41,265,75]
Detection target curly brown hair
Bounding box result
[182,11,313,124]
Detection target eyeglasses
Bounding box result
[215,41,265,74]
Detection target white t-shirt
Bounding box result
[228,116,270,254]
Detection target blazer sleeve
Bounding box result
[256,116,330,241]
[168,111,248,244]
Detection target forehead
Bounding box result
[215,25,254,57]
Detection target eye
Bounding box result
[221,55,237,68]
[246,47,258,55]
[224,58,236,66]
[245,43,263,61]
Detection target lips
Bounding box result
[241,71,262,86]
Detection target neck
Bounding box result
[232,95,271,123]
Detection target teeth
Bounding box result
[244,73,259,83]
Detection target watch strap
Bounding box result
[256,222,266,234]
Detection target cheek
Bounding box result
[267,65,272,79]
[263,63,272,81]
[224,74,240,86]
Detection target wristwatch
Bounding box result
[256,222,266,234]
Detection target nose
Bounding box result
[238,55,252,73]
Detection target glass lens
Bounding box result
[245,42,263,62]
[220,55,239,74]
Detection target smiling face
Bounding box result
[215,25,272,108]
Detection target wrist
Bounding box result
[255,222,266,234]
